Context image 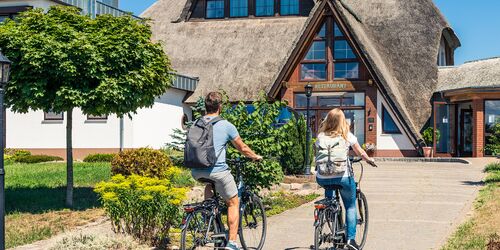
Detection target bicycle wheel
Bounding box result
[355,191,369,248]
[239,193,267,250]
[314,208,336,250]
[181,209,221,250]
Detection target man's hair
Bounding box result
[205,92,223,114]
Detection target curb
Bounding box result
[374,157,470,164]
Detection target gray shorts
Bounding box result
[192,170,238,201]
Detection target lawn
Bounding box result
[441,161,500,250]
[5,162,111,249]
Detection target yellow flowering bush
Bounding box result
[94,174,187,247]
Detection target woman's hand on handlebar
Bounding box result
[366,159,378,168]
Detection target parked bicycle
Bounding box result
[313,156,377,250]
[180,158,267,250]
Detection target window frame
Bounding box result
[382,106,401,134]
[299,17,360,82]
[254,0,275,17]
[206,0,226,19]
[87,114,108,121]
[44,111,64,121]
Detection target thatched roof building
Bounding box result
[438,57,500,92]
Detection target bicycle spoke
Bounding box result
[239,194,267,250]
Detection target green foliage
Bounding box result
[94,174,187,247]
[111,148,173,179]
[485,119,500,156]
[162,148,184,166]
[83,153,116,163]
[222,94,287,189]
[15,155,64,164]
[280,116,307,175]
[422,127,440,146]
[165,166,196,188]
[263,191,320,217]
[0,6,173,116]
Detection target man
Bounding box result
[191,92,262,250]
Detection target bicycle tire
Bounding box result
[239,193,267,250]
[356,191,369,248]
[181,209,221,250]
[313,208,337,250]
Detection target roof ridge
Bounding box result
[464,56,500,64]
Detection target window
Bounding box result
[334,40,356,59]
[280,0,299,15]
[300,19,360,81]
[382,106,401,134]
[87,114,108,120]
[230,0,248,17]
[44,112,63,121]
[255,0,274,16]
[438,38,447,66]
[485,100,500,156]
[206,0,225,19]
[334,62,359,79]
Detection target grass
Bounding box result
[263,191,320,217]
[441,161,500,250]
[5,162,111,248]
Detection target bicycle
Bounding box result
[313,156,377,250]
[180,158,267,250]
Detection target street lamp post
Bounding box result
[0,50,11,250]
[304,84,314,175]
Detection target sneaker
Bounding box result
[346,239,361,250]
[225,241,240,250]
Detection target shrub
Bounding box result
[5,149,31,158]
[422,127,440,146]
[222,94,286,189]
[162,148,184,167]
[280,116,306,175]
[485,119,500,156]
[165,166,196,188]
[15,155,63,164]
[94,174,187,247]
[83,153,116,163]
[111,148,173,179]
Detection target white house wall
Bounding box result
[0,0,58,9]
[376,90,415,150]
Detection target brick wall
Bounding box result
[365,84,377,146]
[472,98,484,157]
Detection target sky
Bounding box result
[120,0,500,65]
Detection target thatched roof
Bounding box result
[142,0,460,144]
[437,57,500,92]
[142,0,310,102]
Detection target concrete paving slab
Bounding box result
[263,160,488,250]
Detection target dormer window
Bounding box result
[206,0,225,19]
[255,0,274,17]
[438,38,447,66]
[280,0,299,16]
[230,0,248,17]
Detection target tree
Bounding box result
[0,6,173,207]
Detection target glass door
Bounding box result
[459,109,473,156]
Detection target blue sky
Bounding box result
[120,0,500,65]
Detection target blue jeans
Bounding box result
[316,176,357,240]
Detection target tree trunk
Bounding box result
[65,108,74,208]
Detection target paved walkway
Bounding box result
[264,159,489,250]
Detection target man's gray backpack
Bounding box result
[184,117,225,169]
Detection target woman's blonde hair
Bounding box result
[319,108,350,140]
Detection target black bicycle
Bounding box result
[313,157,376,250]
[180,158,267,250]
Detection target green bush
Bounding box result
[222,94,286,190]
[485,119,500,156]
[165,166,196,188]
[162,148,184,167]
[422,127,440,146]
[83,153,116,163]
[15,155,63,164]
[280,116,307,175]
[94,174,187,247]
[111,148,173,179]
[5,149,32,158]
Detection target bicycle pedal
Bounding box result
[211,233,227,239]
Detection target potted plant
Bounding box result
[362,143,377,157]
[422,127,440,158]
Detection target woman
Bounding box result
[315,108,375,250]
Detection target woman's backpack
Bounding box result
[315,134,349,176]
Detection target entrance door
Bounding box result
[459,109,473,157]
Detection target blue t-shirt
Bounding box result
[192,115,239,173]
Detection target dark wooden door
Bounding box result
[459,109,473,157]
